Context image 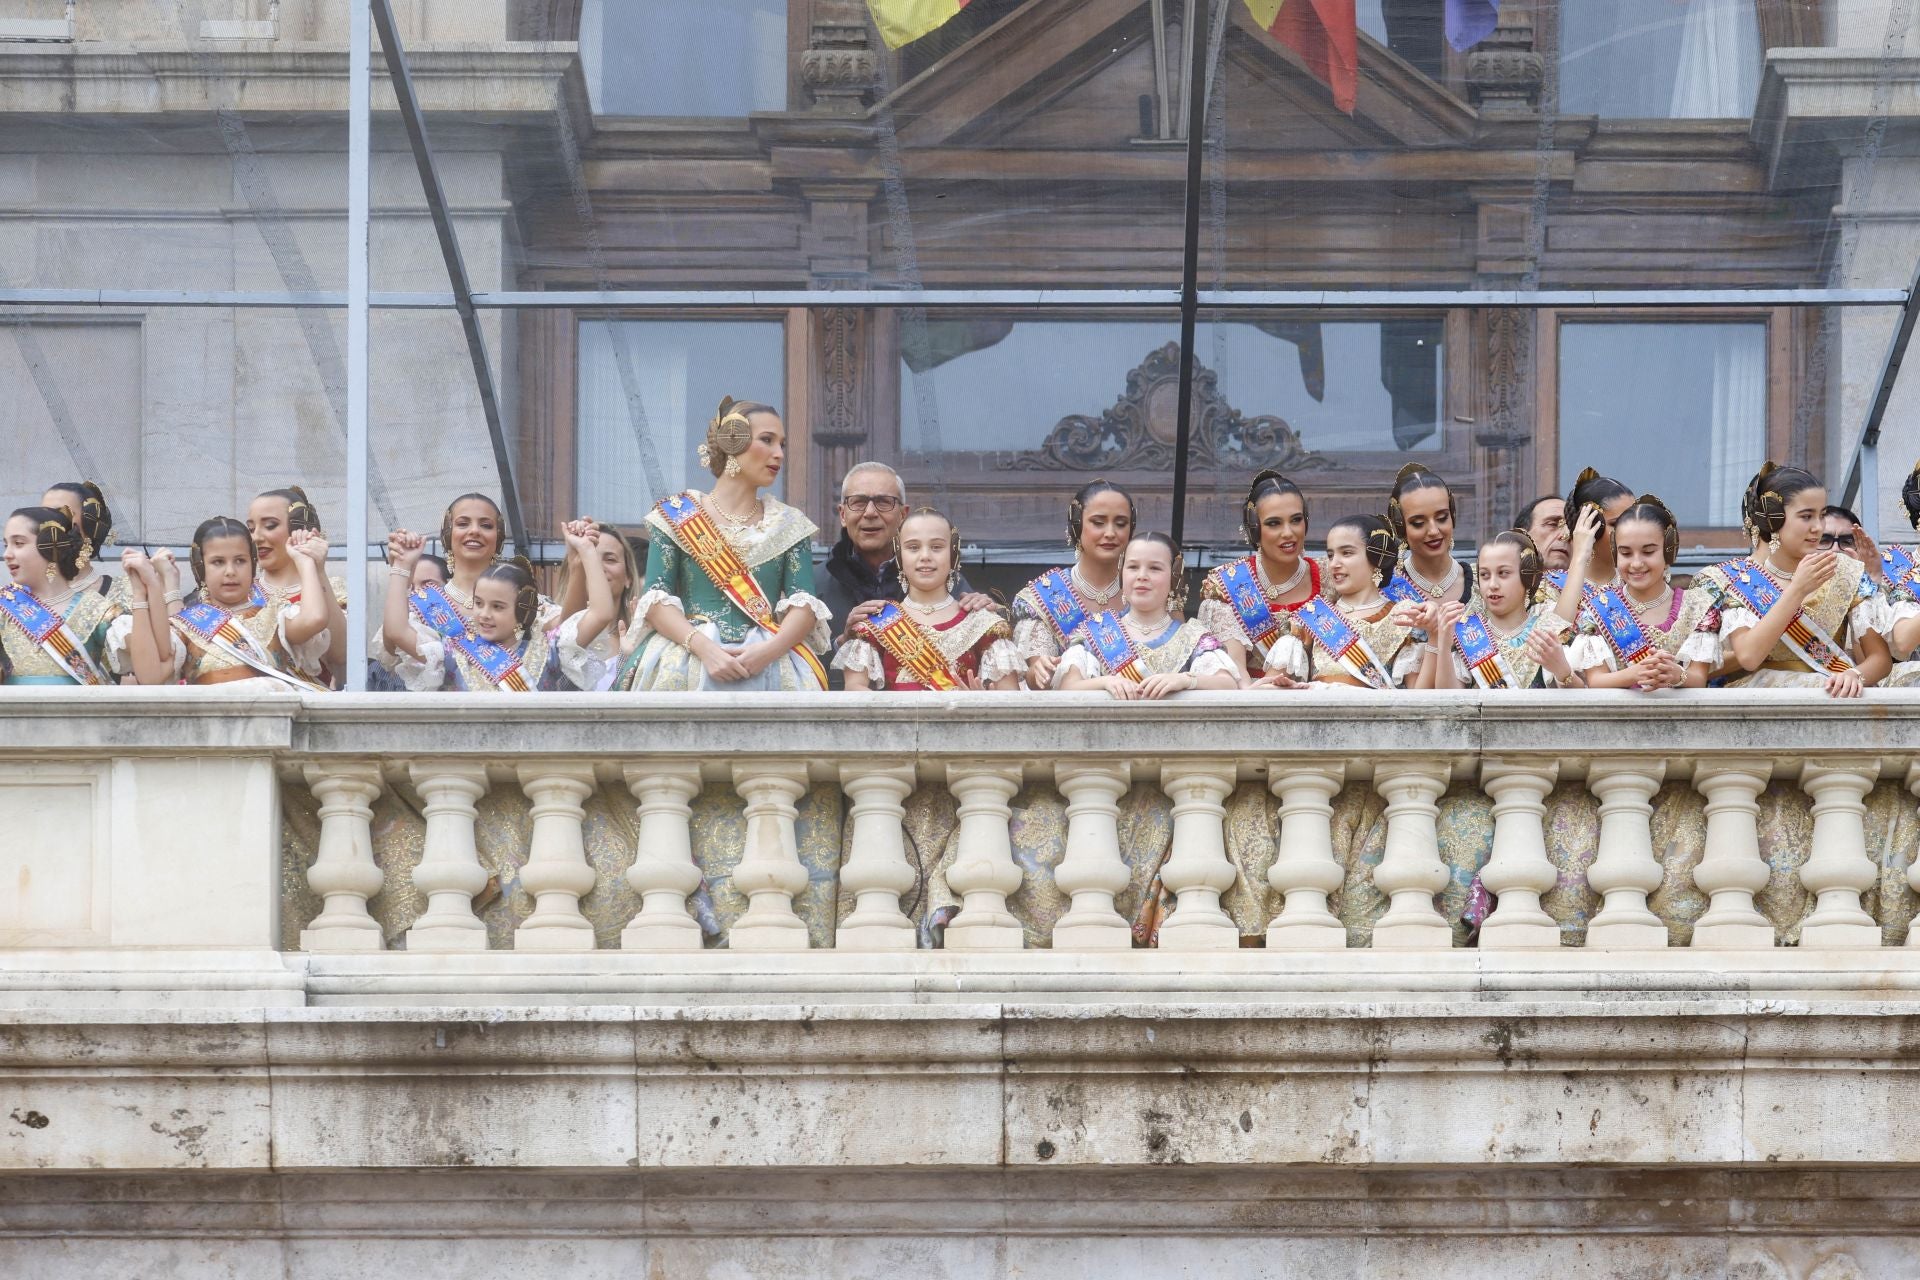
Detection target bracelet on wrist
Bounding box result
[162,589,183,604]
[131,600,149,611]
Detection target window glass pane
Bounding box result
[582,0,787,116]
[577,320,786,525]
[1207,319,1445,454]
[1560,0,1761,119]
[1557,321,1766,527]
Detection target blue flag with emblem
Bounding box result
[1885,543,1919,589]
[1453,613,1513,689]
[1217,556,1285,648]
[1585,585,1654,668]
[1082,610,1143,681]
[1030,568,1087,644]
[1295,598,1392,688]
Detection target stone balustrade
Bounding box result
[6,688,1920,973]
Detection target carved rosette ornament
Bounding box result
[1005,343,1331,473]
[803,19,878,114]
[1466,11,1542,115]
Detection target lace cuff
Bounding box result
[627,586,686,649]
[1848,597,1887,645]
[1268,633,1309,681]
[1190,648,1237,680]
[1388,641,1422,687]
[1717,605,1760,647]
[554,611,619,692]
[104,613,183,680]
[1053,643,1104,687]
[1566,633,1613,674]
[775,589,834,655]
[978,638,1023,686]
[1677,628,1722,667]
[391,636,450,692]
[1014,615,1064,662]
[830,637,886,687]
[277,601,332,676]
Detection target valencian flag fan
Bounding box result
[866,1,1371,118]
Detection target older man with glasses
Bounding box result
[818,461,993,686]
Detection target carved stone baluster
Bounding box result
[942,762,1027,951]
[1264,762,1348,949]
[620,761,706,952]
[1689,759,1776,949]
[512,765,599,952]
[1584,760,1669,949]
[728,760,813,951]
[299,762,386,952]
[1907,763,1920,948]
[1156,760,1240,951]
[1370,760,1453,949]
[835,763,920,950]
[1798,759,1883,949]
[1476,760,1562,949]
[403,762,492,952]
[1052,761,1134,951]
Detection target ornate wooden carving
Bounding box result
[803,1,878,114]
[1466,9,1541,115]
[1003,342,1333,473]
[816,306,865,449]
[1476,307,1532,527]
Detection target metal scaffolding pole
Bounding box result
[343,0,371,693]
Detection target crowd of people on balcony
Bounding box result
[6,395,1920,697]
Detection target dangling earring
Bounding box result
[43,566,57,584]
[946,567,959,594]
[1768,534,1781,557]
[723,455,742,479]
[1371,568,1383,588]
[75,543,93,575]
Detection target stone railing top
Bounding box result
[2,689,1917,774]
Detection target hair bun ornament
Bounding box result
[1575,465,1601,487]
[707,395,754,457]
[1392,462,1431,486]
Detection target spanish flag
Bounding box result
[867,0,972,49]
[1245,0,1358,114]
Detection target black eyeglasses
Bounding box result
[841,495,902,514]
[1818,533,1857,550]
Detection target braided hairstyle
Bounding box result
[1612,495,1680,567]
[44,480,112,567]
[439,493,506,561]
[1067,478,1136,550]
[1385,463,1451,540]
[257,485,321,534]
[1128,530,1189,614]
[1479,529,1546,605]
[698,396,774,477]
[190,516,255,588]
[477,557,541,638]
[10,505,85,581]
[1902,457,1920,532]
[1326,514,1402,589]
[1242,469,1307,546]
[1744,461,1822,546]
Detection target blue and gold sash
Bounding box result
[1296,598,1393,689]
[659,493,828,689]
[1585,585,1655,668]
[1884,544,1919,590]
[1380,573,1422,606]
[1082,610,1144,682]
[1453,614,1517,690]
[1545,569,1568,595]
[0,584,108,685]
[1217,556,1285,649]
[174,600,324,690]
[1029,568,1088,646]
[1721,560,1855,675]
[853,601,959,691]
[410,581,530,691]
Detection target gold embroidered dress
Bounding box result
[832,608,1021,690]
[1294,599,1420,687]
[1053,615,1236,685]
[0,586,122,685]
[1196,555,1323,676]
[1690,555,1884,689]
[622,492,831,692]
[1444,604,1573,689]
[1568,585,1717,673]
[144,600,330,691]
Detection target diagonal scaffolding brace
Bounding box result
[368,0,529,558]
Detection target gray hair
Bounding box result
[840,461,906,504]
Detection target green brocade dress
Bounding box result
[621,492,831,692]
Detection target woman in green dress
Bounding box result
[621,397,831,692]
[1,505,124,686]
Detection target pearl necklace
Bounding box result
[707,494,765,529]
[1338,594,1388,616]
[1256,555,1308,599]
[1402,558,1460,599]
[1070,564,1119,606]
[904,594,954,615]
[31,582,79,610]
[1122,613,1171,646]
[1627,586,1673,620]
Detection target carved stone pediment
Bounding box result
[1003,342,1333,473]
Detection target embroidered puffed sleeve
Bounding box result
[1678,588,1726,668]
[1051,641,1105,687]
[274,603,333,677]
[1847,575,1888,646]
[773,539,832,655]
[1388,635,1424,686]
[1887,584,1920,659]
[830,635,886,688]
[976,620,1023,686]
[1564,615,1614,674]
[1186,632,1237,681]
[104,613,186,681]
[1012,586,1063,662]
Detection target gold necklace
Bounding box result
[707,493,765,528]
[904,594,954,615]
